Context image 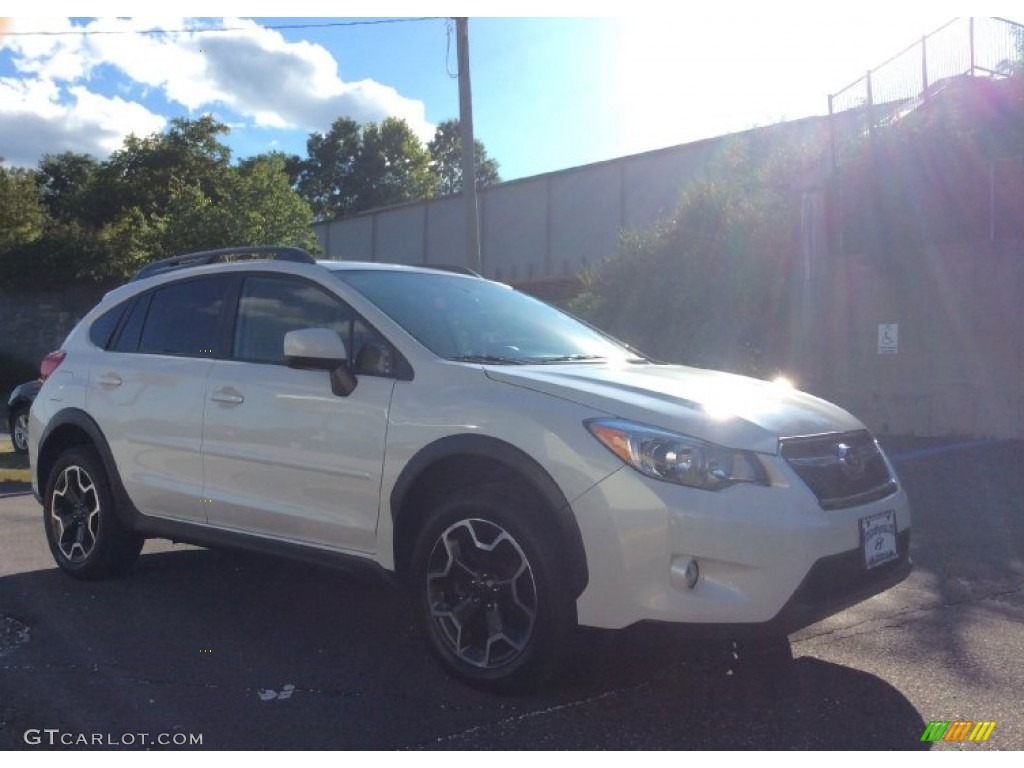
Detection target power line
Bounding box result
[3,17,444,38]
[445,18,459,79]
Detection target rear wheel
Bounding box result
[43,446,142,579]
[10,407,29,453]
[410,484,576,692]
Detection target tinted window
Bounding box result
[234,276,355,365]
[335,270,635,363]
[233,276,394,375]
[139,278,230,357]
[112,295,149,353]
[89,301,128,349]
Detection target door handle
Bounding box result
[97,372,122,388]
[210,388,244,405]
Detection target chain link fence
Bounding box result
[829,17,1023,170]
[827,17,1024,250]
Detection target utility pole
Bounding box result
[456,17,481,272]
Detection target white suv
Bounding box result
[28,247,911,690]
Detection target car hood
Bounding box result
[484,362,865,454]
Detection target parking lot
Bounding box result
[1,436,1022,750]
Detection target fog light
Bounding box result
[670,557,700,590]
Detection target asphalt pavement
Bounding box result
[1,437,1022,750]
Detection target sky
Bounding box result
[0,3,1018,182]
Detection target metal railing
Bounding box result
[828,17,1023,170]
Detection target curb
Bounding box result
[0,469,30,483]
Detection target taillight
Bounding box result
[40,350,67,382]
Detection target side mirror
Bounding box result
[283,328,357,396]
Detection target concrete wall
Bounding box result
[0,283,113,370]
[803,239,1024,439]
[312,132,732,281]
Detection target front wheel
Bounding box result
[43,446,143,580]
[410,485,576,692]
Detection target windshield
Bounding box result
[333,269,639,364]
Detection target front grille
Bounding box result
[780,430,896,510]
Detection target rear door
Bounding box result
[86,276,232,522]
[201,273,395,554]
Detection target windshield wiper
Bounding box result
[448,354,527,365]
[533,354,606,363]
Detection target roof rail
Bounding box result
[130,246,316,282]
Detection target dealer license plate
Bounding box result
[861,510,898,569]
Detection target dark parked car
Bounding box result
[7,380,40,453]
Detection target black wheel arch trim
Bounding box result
[390,433,589,598]
[36,408,141,525]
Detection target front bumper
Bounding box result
[758,529,911,635]
[571,459,912,631]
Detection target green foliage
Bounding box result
[2,111,499,287]
[3,223,110,288]
[0,164,48,255]
[96,207,166,278]
[298,115,503,220]
[298,116,362,219]
[239,151,304,188]
[0,117,317,289]
[354,118,438,211]
[428,119,501,196]
[89,115,233,226]
[35,152,99,221]
[570,128,825,377]
[298,116,439,220]
[228,154,318,250]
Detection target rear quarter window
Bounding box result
[88,301,129,349]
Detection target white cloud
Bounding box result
[0,75,166,166]
[0,16,434,168]
[187,20,433,138]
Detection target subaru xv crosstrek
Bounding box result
[29,246,911,690]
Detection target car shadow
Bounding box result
[0,544,926,750]
[0,480,32,499]
[543,624,928,749]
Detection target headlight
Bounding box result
[586,418,767,490]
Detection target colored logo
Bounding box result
[920,721,996,743]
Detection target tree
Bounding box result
[2,116,317,287]
[297,117,363,220]
[239,151,304,189]
[88,115,233,226]
[162,154,317,254]
[427,119,501,195]
[0,163,48,256]
[298,116,439,220]
[297,115,505,220]
[352,118,437,211]
[35,151,99,221]
[226,154,317,249]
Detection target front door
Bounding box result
[201,274,395,554]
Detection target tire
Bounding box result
[10,407,29,454]
[410,484,576,692]
[43,446,143,580]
